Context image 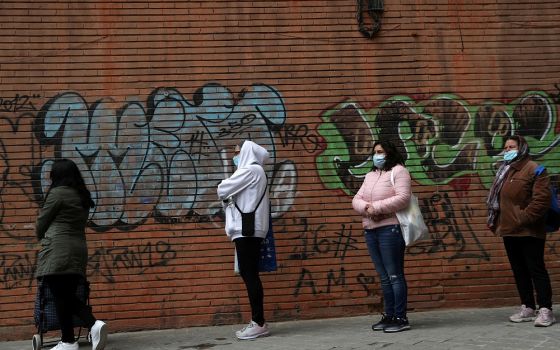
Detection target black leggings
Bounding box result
[43,274,96,343]
[235,237,265,326]
[503,236,553,309]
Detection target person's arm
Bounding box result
[518,169,551,224]
[217,168,256,200]
[35,190,62,240]
[352,173,372,215]
[370,166,411,215]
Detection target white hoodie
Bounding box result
[217,141,270,241]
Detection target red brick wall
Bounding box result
[1,0,559,340]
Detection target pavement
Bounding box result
[4,305,560,350]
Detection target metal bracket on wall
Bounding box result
[356,0,384,39]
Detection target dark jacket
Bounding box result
[35,186,90,277]
[495,157,551,239]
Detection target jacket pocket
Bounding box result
[512,205,528,226]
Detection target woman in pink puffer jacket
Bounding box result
[352,140,412,333]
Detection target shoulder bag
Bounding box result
[390,168,429,246]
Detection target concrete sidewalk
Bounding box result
[4,306,559,350]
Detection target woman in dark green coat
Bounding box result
[36,159,107,350]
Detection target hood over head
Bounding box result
[237,140,269,168]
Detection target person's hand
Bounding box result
[366,205,375,216]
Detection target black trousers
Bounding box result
[43,274,96,343]
[234,237,265,326]
[503,236,553,309]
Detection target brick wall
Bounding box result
[1,0,559,341]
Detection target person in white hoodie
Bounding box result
[217,140,270,340]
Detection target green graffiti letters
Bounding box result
[317,91,560,194]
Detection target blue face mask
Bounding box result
[373,154,386,169]
[233,155,240,167]
[503,150,518,162]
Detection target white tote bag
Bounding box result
[390,169,429,246]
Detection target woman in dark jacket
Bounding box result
[36,159,107,350]
[487,135,555,327]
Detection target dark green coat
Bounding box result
[35,186,90,278]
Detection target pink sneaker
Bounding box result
[509,305,536,322]
[235,320,270,340]
[534,308,556,327]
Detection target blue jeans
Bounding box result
[365,225,407,318]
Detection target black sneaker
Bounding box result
[371,314,394,331]
[383,317,410,333]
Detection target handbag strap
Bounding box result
[234,182,267,214]
[390,167,408,191]
[234,164,268,214]
[390,167,412,197]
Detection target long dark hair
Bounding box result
[49,159,95,209]
[372,140,405,171]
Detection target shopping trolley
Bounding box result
[32,277,91,350]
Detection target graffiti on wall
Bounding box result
[0,94,39,113]
[317,91,560,194]
[0,84,305,289]
[283,217,376,297]
[88,240,177,283]
[0,240,177,289]
[33,83,297,228]
[409,192,490,261]
[316,89,560,260]
[0,251,37,289]
[0,94,42,242]
[1,84,560,295]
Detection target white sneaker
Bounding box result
[90,320,108,350]
[534,307,556,327]
[509,305,536,322]
[50,342,79,350]
[235,320,270,340]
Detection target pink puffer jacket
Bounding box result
[352,164,411,230]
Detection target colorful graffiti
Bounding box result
[32,83,297,229]
[317,91,560,195]
[0,84,304,288]
[316,90,560,260]
[2,84,560,290]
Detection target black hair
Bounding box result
[49,159,95,209]
[372,140,405,171]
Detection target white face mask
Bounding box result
[373,154,386,169]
